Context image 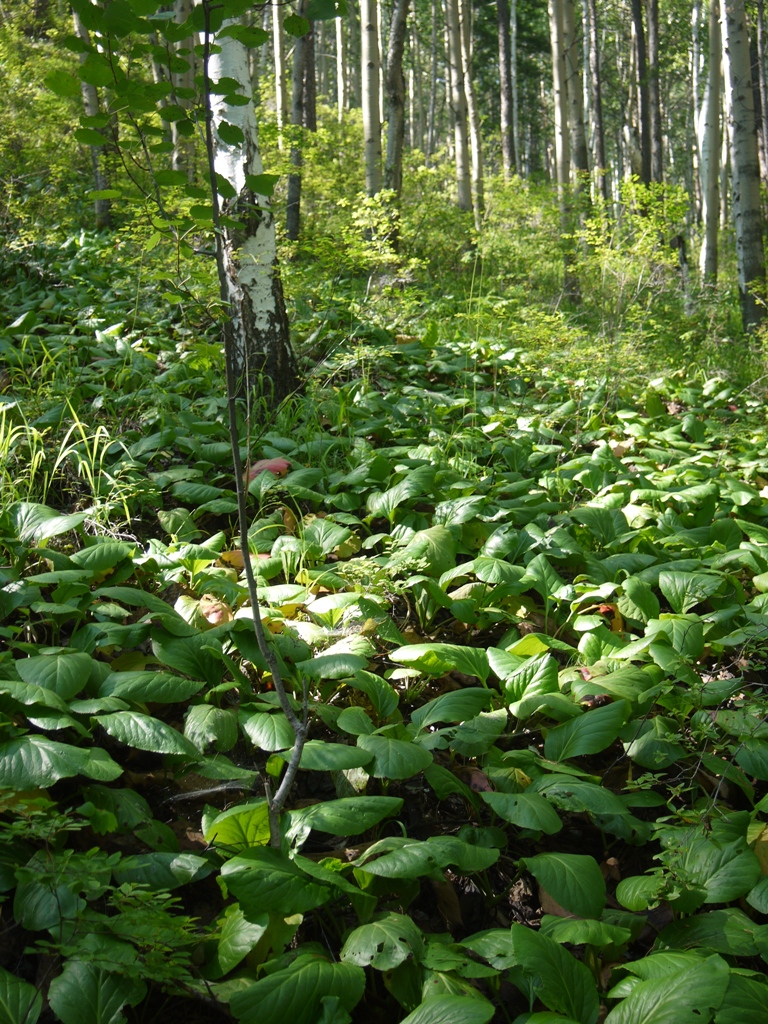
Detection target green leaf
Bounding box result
[221,848,333,914]
[604,954,729,1024]
[347,670,399,719]
[520,853,606,919]
[411,689,491,730]
[655,908,763,956]
[390,644,490,685]
[86,188,122,200]
[204,799,271,850]
[45,69,82,97]
[356,734,433,779]
[184,704,238,752]
[504,654,559,706]
[297,653,369,680]
[0,736,121,788]
[398,995,495,1024]
[99,671,204,703]
[714,974,768,1024]
[209,904,269,979]
[240,710,295,750]
[509,923,599,1024]
[283,13,311,36]
[244,172,280,196]
[16,651,93,699]
[658,571,724,614]
[113,852,212,890]
[48,961,143,1024]
[281,740,374,771]
[217,120,245,145]
[3,502,86,542]
[97,711,198,756]
[229,955,365,1024]
[354,836,498,878]
[481,791,562,834]
[387,526,456,577]
[0,967,43,1024]
[544,701,628,761]
[540,916,632,948]
[288,796,402,836]
[341,912,424,969]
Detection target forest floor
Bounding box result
[1,233,768,1024]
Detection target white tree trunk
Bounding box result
[460,0,483,228]
[699,0,721,281]
[272,0,288,148]
[208,25,296,400]
[444,0,471,211]
[361,0,383,195]
[336,15,347,121]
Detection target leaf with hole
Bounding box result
[341,911,424,969]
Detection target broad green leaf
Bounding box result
[99,671,205,703]
[390,644,490,685]
[655,908,763,956]
[337,706,376,735]
[97,711,198,756]
[0,736,121,788]
[48,961,143,1024]
[0,680,70,713]
[504,654,558,706]
[481,791,562,834]
[151,626,225,685]
[510,923,599,1024]
[209,905,269,979]
[618,576,660,625]
[204,799,271,850]
[279,740,374,770]
[240,710,295,750]
[521,853,606,919]
[289,796,402,836]
[622,717,686,769]
[544,701,628,762]
[3,502,86,543]
[341,912,424,969]
[354,835,498,878]
[615,874,665,912]
[387,526,457,577]
[297,653,368,680]
[658,571,724,614]
[184,704,238,751]
[366,466,436,519]
[411,689,491,730]
[16,652,93,699]
[530,775,630,819]
[0,967,42,1024]
[449,710,507,756]
[398,995,494,1024]
[714,974,768,1024]
[228,954,365,1024]
[356,734,433,778]
[113,852,212,890]
[347,670,399,719]
[221,848,333,914]
[540,916,632,948]
[604,953,728,1024]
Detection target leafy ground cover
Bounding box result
[2,234,768,1024]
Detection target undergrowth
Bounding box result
[1,212,768,1024]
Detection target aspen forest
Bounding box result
[5,1,768,1022]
